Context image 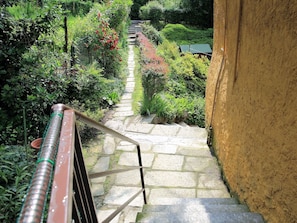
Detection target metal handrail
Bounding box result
[52,104,139,145]
[18,104,147,223]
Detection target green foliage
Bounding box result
[134,0,212,28]
[0,145,35,223]
[139,1,164,25]
[104,0,132,31]
[187,97,205,126]
[163,8,184,24]
[6,1,40,19]
[130,0,149,19]
[161,24,213,46]
[180,0,213,28]
[157,40,180,62]
[0,1,130,145]
[137,32,169,114]
[139,33,210,127]
[0,44,69,144]
[72,3,128,79]
[156,0,182,9]
[60,0,93,16]
[171,53,209,97]
[140,22,163,45]
[142,68,167,104]
[132,47,144,113]
[147,93,205,125]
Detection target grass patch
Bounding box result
[132,47,143,114]
[161,24,213,47]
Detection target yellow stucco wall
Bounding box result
[205,1,297,222]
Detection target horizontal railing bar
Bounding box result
[89,166,143,179]
[52,104,139,145]
[102,189,144,223]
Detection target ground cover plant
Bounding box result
[0,145,35,223]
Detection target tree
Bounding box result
[130,0,149,19]
[180,0,213,28]
[139,1,164,26]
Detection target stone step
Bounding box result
[142,204,249,214]
[136,212,265,223]
[152,198,239,206]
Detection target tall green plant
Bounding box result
[0,145,35,223]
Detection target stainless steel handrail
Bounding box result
[18,109,64,223]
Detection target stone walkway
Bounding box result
[88,45,230,223]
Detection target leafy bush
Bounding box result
[138,31,210,127]
[0,44,69,144]
[72,5,126,79]
[147,93,205,126]
[0,1,130,145]
[137,32,169,114]
[139,1,164,25]
[140,22,163,45]
[158,40,210,97]
[60,0,93,16]
[163,8,184,24]
[104,0,132,31]
[187,97,205,127]
[149,93,175,122]
[0,145,35,223]
[171,53,208,97]
[157,40,180,62]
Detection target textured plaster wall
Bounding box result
[205,1,297,222]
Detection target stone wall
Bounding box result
[205,1,297,222]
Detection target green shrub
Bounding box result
[170,53,209,97]
[0,44,69,144]
[0,145,35,223]
[150,93,175,122]
[141,68,167,107]
[140,23,163,45]
[137,32,169,114]
[60,0,93,16]
[157,40,180,62]
[104,0,132,31]
[186,97,205,127]
[163,8,184,24]
[139,1,164,25]
[148,93,201,124]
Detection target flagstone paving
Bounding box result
[88,44,230,222]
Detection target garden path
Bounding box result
[88,29,231,222]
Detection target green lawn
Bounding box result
[160,24,213,47]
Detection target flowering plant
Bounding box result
[92,12,122,77]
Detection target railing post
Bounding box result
[137,145,147,204]
[18,108,64,223]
